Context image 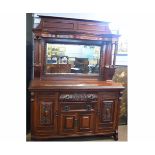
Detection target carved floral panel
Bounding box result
[101,101,114,122]
[40,101,53,125]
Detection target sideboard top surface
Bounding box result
[29,80,124,90]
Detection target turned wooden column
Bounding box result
[113,91,124,141]
[104,41,113,67]
[33,37,41,78]
[102,41,116,81]
[99,42,106,80]
[112,41,118,67]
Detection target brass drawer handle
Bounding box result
[64,106,70,111]
[86,105,92,111]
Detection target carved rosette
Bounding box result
[59,93,98,102]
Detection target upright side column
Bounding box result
[33,37,41,79]
[102,41,116,81]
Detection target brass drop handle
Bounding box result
[64,106,70,111]
[86,104,92,111]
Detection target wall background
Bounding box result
[26,13,33,133]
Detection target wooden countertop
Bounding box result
[29,80,124,90]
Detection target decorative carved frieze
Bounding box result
[59,93,97,102]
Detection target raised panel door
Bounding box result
[96,99,117,132]
[60,113,78,135]
[78,112,94,133]
[32,94,58,136]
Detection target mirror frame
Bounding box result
[40,38,105,80]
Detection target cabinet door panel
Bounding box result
[65,116,75,129]
[101,101,114,123]
[60,113,77,135]
[33,95,58,135]
[78,113,94,133]
[96,99,117,132]
[40,101,54,125]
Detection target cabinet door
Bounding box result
[96,99,117,132]
[78,112,94,133]
[60,112,94,135]
[33,94,58,136]
[60,113,78,135]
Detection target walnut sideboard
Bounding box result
[29,15,124,141]
[29,80,124,141]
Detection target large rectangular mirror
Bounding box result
[46,43,101,74]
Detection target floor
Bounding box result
[26,125,127,141]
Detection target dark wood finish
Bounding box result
[32,16,120,81]
[29,80,124,140]
[35,15,111,35]
[31,92,59,139]
[29,16,124,141]
[46,64,71,73]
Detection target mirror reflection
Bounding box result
[46,43,101,74]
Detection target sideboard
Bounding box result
[29,15,124,141]
[29,80,124,140]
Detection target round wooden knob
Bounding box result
[31,92,34,96]
[31,98,34,102]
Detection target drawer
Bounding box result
[60,102,96,112]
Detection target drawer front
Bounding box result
[60,102,96,112]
